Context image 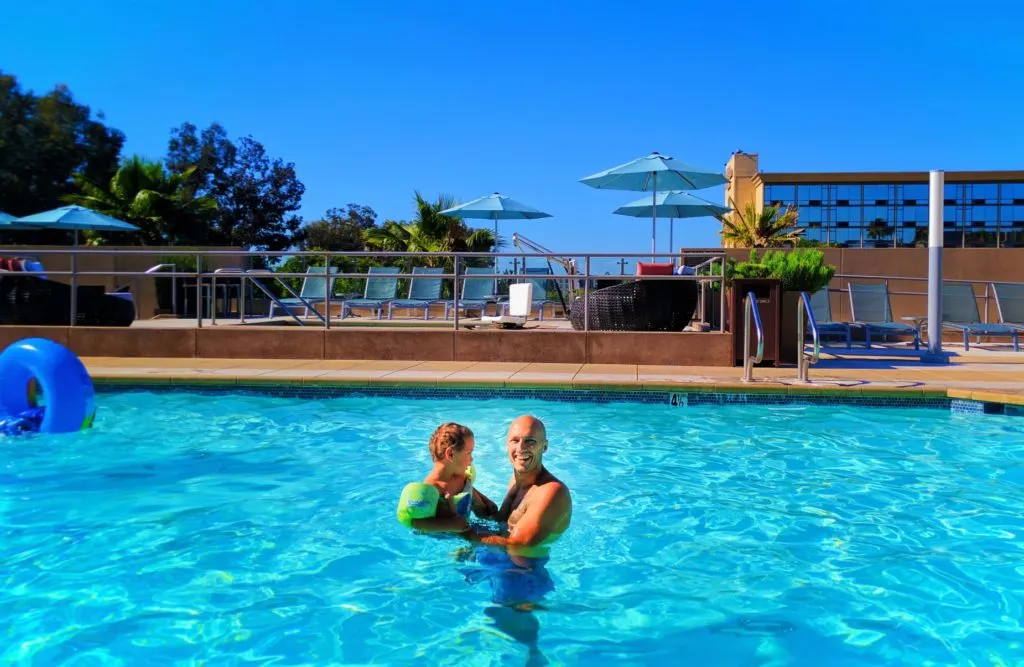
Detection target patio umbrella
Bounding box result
[580,151,727,259]
[14,205,139,244]
[13,205,140,322]
[0,211,37,230]
[439,193,552,250]
[613,190,730,258]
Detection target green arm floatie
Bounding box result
[397,482,441,528]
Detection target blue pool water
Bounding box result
[3,390,1024,666]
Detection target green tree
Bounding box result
[280,204,381,296]
[166,122,305,251]
[719,201,804,248]
[0,71,124,243]
[64,155,218,245]
[296,204,377,252]
[363,192,495,265]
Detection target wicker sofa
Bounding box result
[569,276,699,332]
[0,275,135,326]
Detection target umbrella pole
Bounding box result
[669,218,675,265]
[651,173,658,262]
[70,230,78,326]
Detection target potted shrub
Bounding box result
[749,249,835,363]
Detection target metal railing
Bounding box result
[742,292,764,383]
[833,274,995,324]
[0,248,730,331]
[796,291,820,383]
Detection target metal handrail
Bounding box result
[0,246,725,328]
[797,291,820,383]
[742,292,764,383]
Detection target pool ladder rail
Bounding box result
[741,291,821,383]
[796,290,821,383]
[742,291,764,383]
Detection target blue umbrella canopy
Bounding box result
[440,193,551,250]
[0,210,46,230]
[579,151,727,192]
[581,152,727,259]
[613,190,730,219]
[613,191,731,257]
[15,205,139,233]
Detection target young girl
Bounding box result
[397,422,499,533]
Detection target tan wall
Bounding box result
[723,247,1023,323]
[723,153,762,249]
[0,326,737,366]
[0,246,247,318]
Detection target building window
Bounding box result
[903,184,928,202]
[970,183,999,203]
[864,184,890,202]
[836,184,861,204]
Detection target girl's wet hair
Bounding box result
[429,422,473,461]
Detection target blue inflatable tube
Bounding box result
[0,338,96,435]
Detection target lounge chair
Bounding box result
[848,281,920,349]
[483,282,533,328]
[992,282,1024,329]
[445,266,501,319]
[502,266,556,321]
[340,266,400,320]
[807,289,853,348]
[267,265,338,319]
[387,266,446,320]
[942,281,1019,352]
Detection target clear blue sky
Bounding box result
[3,0,1023,258]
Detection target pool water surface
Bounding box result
[2,390,1024,666]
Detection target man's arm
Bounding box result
[480,483,569,548]
[411,515,471,533]
[471,488,499,519]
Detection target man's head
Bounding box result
[429,422,475,471]
[506,415,548,476]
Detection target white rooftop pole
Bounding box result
[925,170,944,362]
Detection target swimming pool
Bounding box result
[3,388,1024,666]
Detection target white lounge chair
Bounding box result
[482,283,533,328]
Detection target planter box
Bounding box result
[729,279,781,367]
[779,290,802,365]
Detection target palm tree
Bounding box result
[719,200,804,248]
[363,191,495,265]
[64,155,217,245]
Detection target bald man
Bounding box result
[471,415,572,557]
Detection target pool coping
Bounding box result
[88,374,1024,413]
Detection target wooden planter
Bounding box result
[779,290,802,365]
[729,279,781,367]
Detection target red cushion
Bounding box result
[635,262,674,277]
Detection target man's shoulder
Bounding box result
[539,473,571,504]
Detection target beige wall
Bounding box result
[723,152,762,248]
[0,246,247,318]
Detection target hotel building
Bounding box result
[724,152,1024,248]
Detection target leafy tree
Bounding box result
[296,204,377,252]
[719,200,803,248]
[64,155,217,245]
[166,122,305,251]
[0,71,124,243]
[279,205,381,296]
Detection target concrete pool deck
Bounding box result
[82,347,1024,407]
